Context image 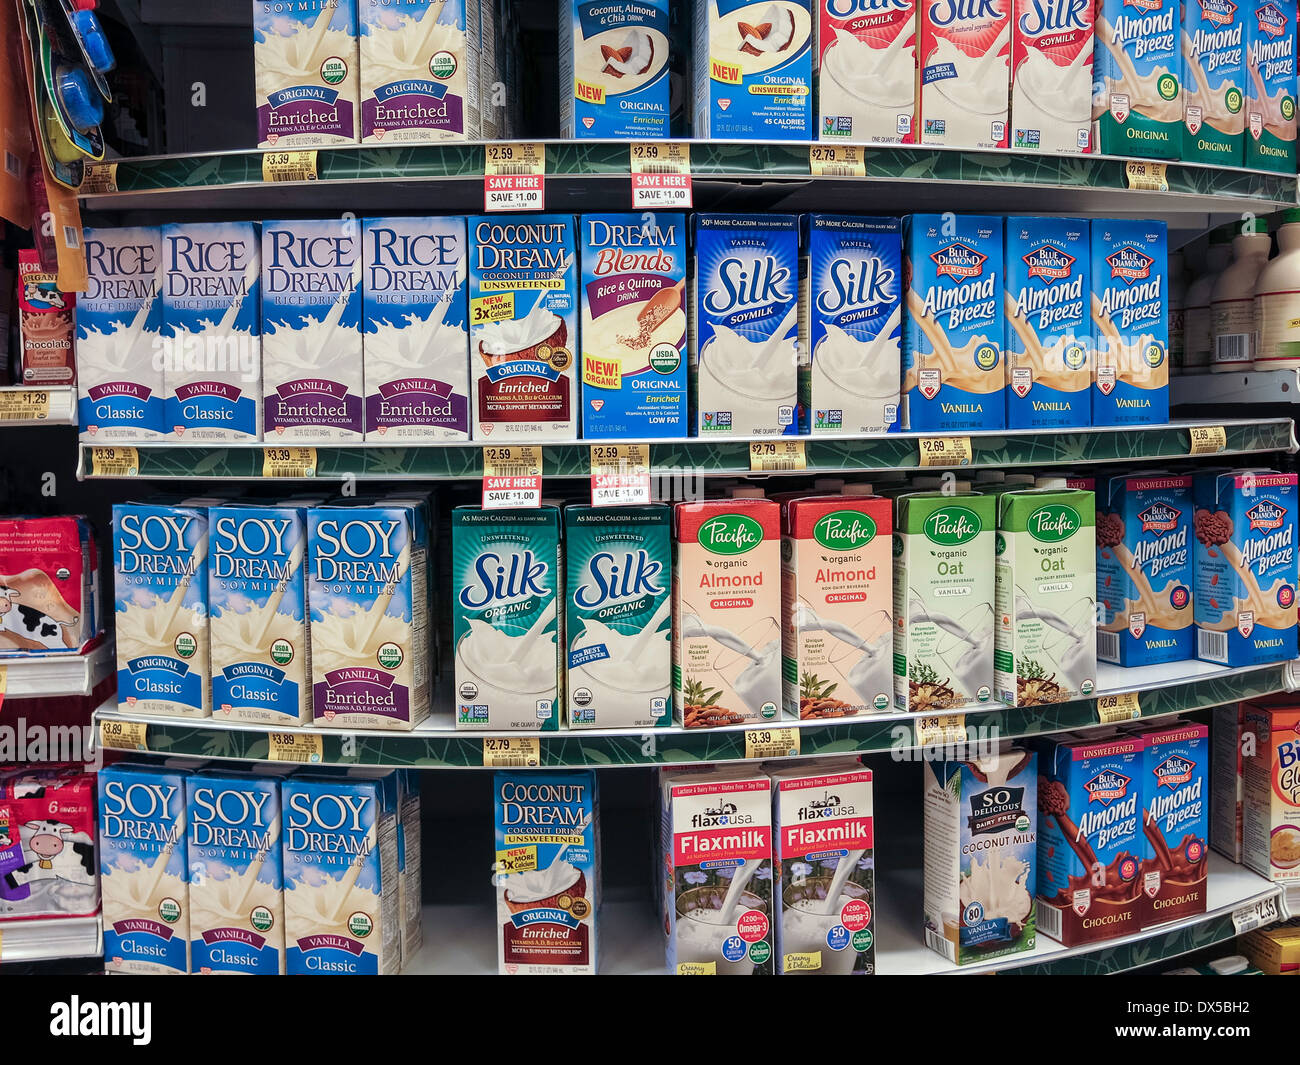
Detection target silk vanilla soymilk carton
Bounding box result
[917,0,1011,147]
[1092,0,1181,157]
[1182,0,1246,165]
[561,0,672,138]
[815,0,917,143]
[1244,0,1297,171]
[1010,0,1093,151]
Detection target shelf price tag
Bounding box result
[90,446,140,478]
[263,446,317,478]
[0,389,51,422]
[917,436,973,467]
[483,736,541,767]
[482,445,543,509]
[484,142,545,212]
[1232,893,1281,935]
[98,718,148,752]
[262,150,318,183]
[745,727,801,759]
[749,439,806,472]
[1124,160,1168,192]
[630,143,692,209]
[80,162,119,195]
[915,714,967,747]
[590,443,651,505]
[1096,691,1141,723]
[266,731,324,764]
[808,145,866,178]
[1188,424,1227,455]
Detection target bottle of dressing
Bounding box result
[1211,219,1271,373]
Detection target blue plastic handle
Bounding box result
[73,9,116,73]
[56,65,103,132]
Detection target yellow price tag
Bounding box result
[589,443,649,476]
[262,150,318,183]
[1188,425,1227,456]
[809,144,866,178]
[1125,160,1168,192]
[0,666,6,704]
[745,727,801,759]
[263,446,317,478]
[784,952,822,971]
[915,714,967,747]
[483,736,541,767]
[90,446,140,477]
[484,142,546,177]
[917,436,973,467]
[630,142,691,174]
[1096,691,1141,723]
[748,439,806,472]
[267,731,324,763]
[98,718,148,752]
[677,961,717,975]
[80,162,119,195]
[0,390,51,422]
[482,445,542,479]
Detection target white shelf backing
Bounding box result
[1172,368,1300,407]
[2,642,113,699]
[0,914,102,964]
[0,385,76,426]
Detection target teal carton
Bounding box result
[1182,0,1246,166]
[1093,0,1181,158]
[1244,0,1297,171]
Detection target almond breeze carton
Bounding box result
[1245,0,1297,172]
[917,0,1011,148]
[1093,0,1181,158]
[815,0,917,143]
[1182,0,1246,166]
[561,0,672,138]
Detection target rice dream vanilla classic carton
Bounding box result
[917,0,1011,147]
[561,0,672,138]
[1244,0,1297,171]
[1092,0,1181,157]
[1010,0,1093,151]
[1182,0,1246,166]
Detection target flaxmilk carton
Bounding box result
[1182,0,1246,165]
[692,213,799,437]
[580,212,688,438]
[262,218,364,443]
[253,0,360,147]
[801,214,901,435]
[561,0,672,138]
[161,222,261,442]
[1011,0,1093,151]
[78,227,165,441]
[1091,219,1169,426]
[282,776,400,975]
[362,216,469,441]
[694,0,814,139]
[1194,470,1298,666]
[902,214,1005,431]
[494,771,599,974]
[99,763,191,975]
[1096,473,1193,667]
[1092,0,1181,158]
[210,503,312,725]
[565,504,672,730]
[187,771,285,975]
[1244,0,1296,172]
[452,505,562,731]
[308,503,430,730]
[114,502,210,718]
[917,0,1011,147]
[468,215,578,442]
[783,494,893,719]
[815,0,917,143]
[893,492,996,712]
[994,489,1097,706]
[673,499,783,728]
[1004,216,1091,430]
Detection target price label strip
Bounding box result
[483,736,541,767]
[630,142,692,209]
[262,150,319,184]
[90,446,140,477]
[917,435,973,468]
[744,727,801,759]
[98,718,148,752]
[1125,160,1168,192]
[808,145,866,178]
[482,445,543,508]
[749,439,806,472]
[484,142,546,212]
[1096,691,1141,723]
[263,446,317,478]
[1188,424,1227,456]
[914,713,967,747]
[590,443,651,506]
[267,731,324,764]
[0,390,51,422]
[80,162,119,195]
[1231,893,1281,935]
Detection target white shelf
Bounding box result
[0,914,101,964]
[1,642,112,699]
[0,385,76,427]
[1172,368,1300,407]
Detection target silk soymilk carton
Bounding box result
[565,505,672,730]
[452,506,562,731]
[1010,0,1093,151]
[468,215,578,441]
[561,0,672,138]
[693,0,814,139]
[802,214,901,435]
[815,0,917,143]
[692,214,799,437]
[1244,0,1297,171]
[362,216,469,441]
[99,763,191,975]
[902,214,1005,431]
[1091,219,1169,426]
[1092,0,1181,157]
[579,212,688,438]
[917,0,1011,147]
[1182,0,1246,165]
[1004,217,1090,429]
[161,222,261,442]
[78,227,165,441]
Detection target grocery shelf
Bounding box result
[1,641,112,699]
[90,657,1294,769]
[75,418,1296,482]
[0,915,102,965]
[1173,368,1300,407]
[0,386,76,427]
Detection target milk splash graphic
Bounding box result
[815,0,917,143]
[917,0,1012,147]
[1011,0,1093,151]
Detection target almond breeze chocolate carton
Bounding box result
[1244,0,1297,172]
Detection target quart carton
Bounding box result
[561,0,672,138]
[815,0,916,143]
[1092,0,1181,158]
[1182,0,1246,166]
[1244,0,1297,172]
[917,0,1011,147]
[1010,0,1093,151]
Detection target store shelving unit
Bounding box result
[0,385,76,427]
[1,642,113,699]
[1174,369,1300,408]
[0,915,102,964]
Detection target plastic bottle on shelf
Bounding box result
[1183,228,1232,374]
[1211,219,1272,372]
[1254,209,1300,368]
[1168,250,1187,375]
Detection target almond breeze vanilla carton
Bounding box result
[561,0,672,138]
[816,0,917,143]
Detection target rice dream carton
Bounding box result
[1182,0,1246,166]
[1010,0,1093,151]
[561,0,672,138]
[1244,0,1297,172]
[815,0,917,143]
[1092,0,1181,158]
[917,0,1011,147]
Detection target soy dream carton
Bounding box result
[1181,0,1246,167]
[1092,0,1181,158]
[560,0,672,138]
[1244,0,1297,172]
[902,214,1005,432]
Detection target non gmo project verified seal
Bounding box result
[815,409,843,430]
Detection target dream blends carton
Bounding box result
[494,771,599,974]
[902,214,1005,431]
[99,763,191,975]
[693,0,813,139]
[783,494,893,719]
[565,505,672,730]
[917,0,1011,148]
[922,745,1037,966]
[560,0,672,138]
[1182,0,1246,166]
[1036,732,1142,945]
[770,761,875,975]
[661,767,774,975]
[308,502,431,730]
[893,492,997,712]
[363,216,469,441]
[452,506,562,731]
[1092,0,1181,157]
[282,776,400,974]
[78,227,164,441]
[209,503,311,725]
[1096,473,1193,667]
[802,214,901,435]
[161,222,261,442]
[1242,701,1300,881]
[815,0,916,143]
[579,212,688,438]
[113,502,210,719]
[692,214,799,437]
[187,771,285,975]
[1091,219,1169,426]
[995,489,1097,706]
[1244,0,1297,171]
[468,215,578,442]
[253,0,359,147]
[1004,216,1091,430]
[673,499,783,728]
[1010,0,1093,151]
[1194,470,1298,666]
[261,218,364,443]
